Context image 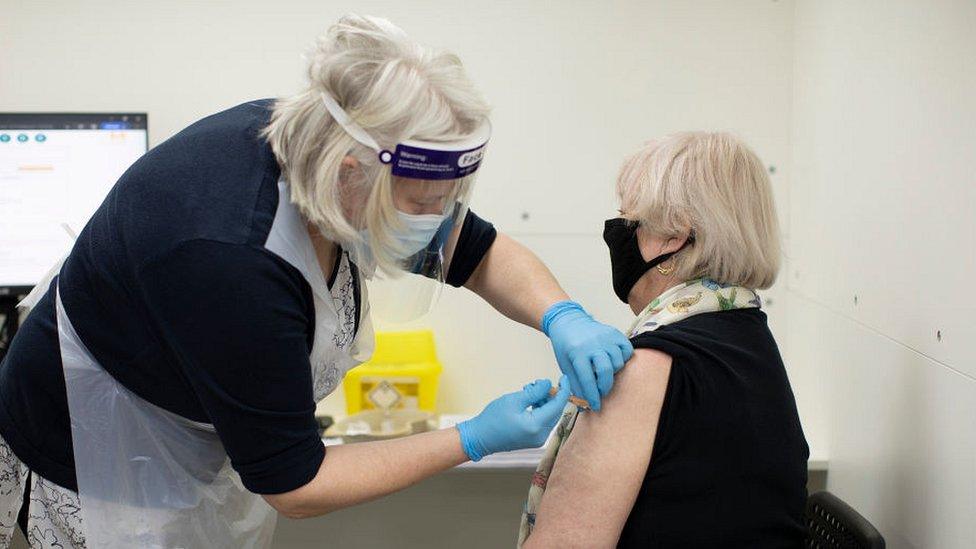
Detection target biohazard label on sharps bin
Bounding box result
[367,380,403,411]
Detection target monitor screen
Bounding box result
[0,113,148,292]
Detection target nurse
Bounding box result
[0,15,631,548]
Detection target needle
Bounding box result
[549,386,591,410]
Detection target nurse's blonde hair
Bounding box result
[616,132,781,289]
[263,14,490,273]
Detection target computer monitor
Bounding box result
[0,113,148,294]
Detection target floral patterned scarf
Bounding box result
[517,278,761,547]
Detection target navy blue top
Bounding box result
[0,100,497,494]
[618,309,809,548]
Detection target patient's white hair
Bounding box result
[263,14,490,273]
[616,132,781,289]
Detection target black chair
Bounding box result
[805,491,885,548]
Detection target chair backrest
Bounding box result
[805,491,885,549]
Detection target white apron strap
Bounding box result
[56,285,276,549]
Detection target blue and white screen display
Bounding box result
[0,113,148,289]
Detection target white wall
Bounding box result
[0,0,807,439]
[788,1,976,547]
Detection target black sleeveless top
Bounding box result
[617,308,808,548]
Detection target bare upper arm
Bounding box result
[524,348,672,549]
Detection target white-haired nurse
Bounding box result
[0,15,632,548]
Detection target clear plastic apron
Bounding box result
[56,287,277,548]
[42,179,373,548]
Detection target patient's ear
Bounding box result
[662,233,691,255]
[636,227,689,261]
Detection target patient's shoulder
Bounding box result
[631,347,672,367]
[580,348,671,426]
[615,348,672,390]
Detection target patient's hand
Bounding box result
[524,348,672,549]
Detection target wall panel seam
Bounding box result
[787,288,976,383]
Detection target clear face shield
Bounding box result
[319,91,490,322]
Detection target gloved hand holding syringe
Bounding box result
[455,376,594,463]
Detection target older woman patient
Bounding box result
[520,133,809,548]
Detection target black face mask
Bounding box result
[603,218,692,304]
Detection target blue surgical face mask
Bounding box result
[393,210,445,259]
[357,211,446,265]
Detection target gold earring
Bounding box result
[656,261,675,275]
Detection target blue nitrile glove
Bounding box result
[456,376,571,462]
[542,300,634,411]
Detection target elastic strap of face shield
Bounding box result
[319,91,395,164]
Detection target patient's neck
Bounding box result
[627,271,683,315]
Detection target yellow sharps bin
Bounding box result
[343,330,442,414]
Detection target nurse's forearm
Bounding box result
[262,428,468,519]
[465,232,569,329]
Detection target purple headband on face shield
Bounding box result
[319,91,490,180]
